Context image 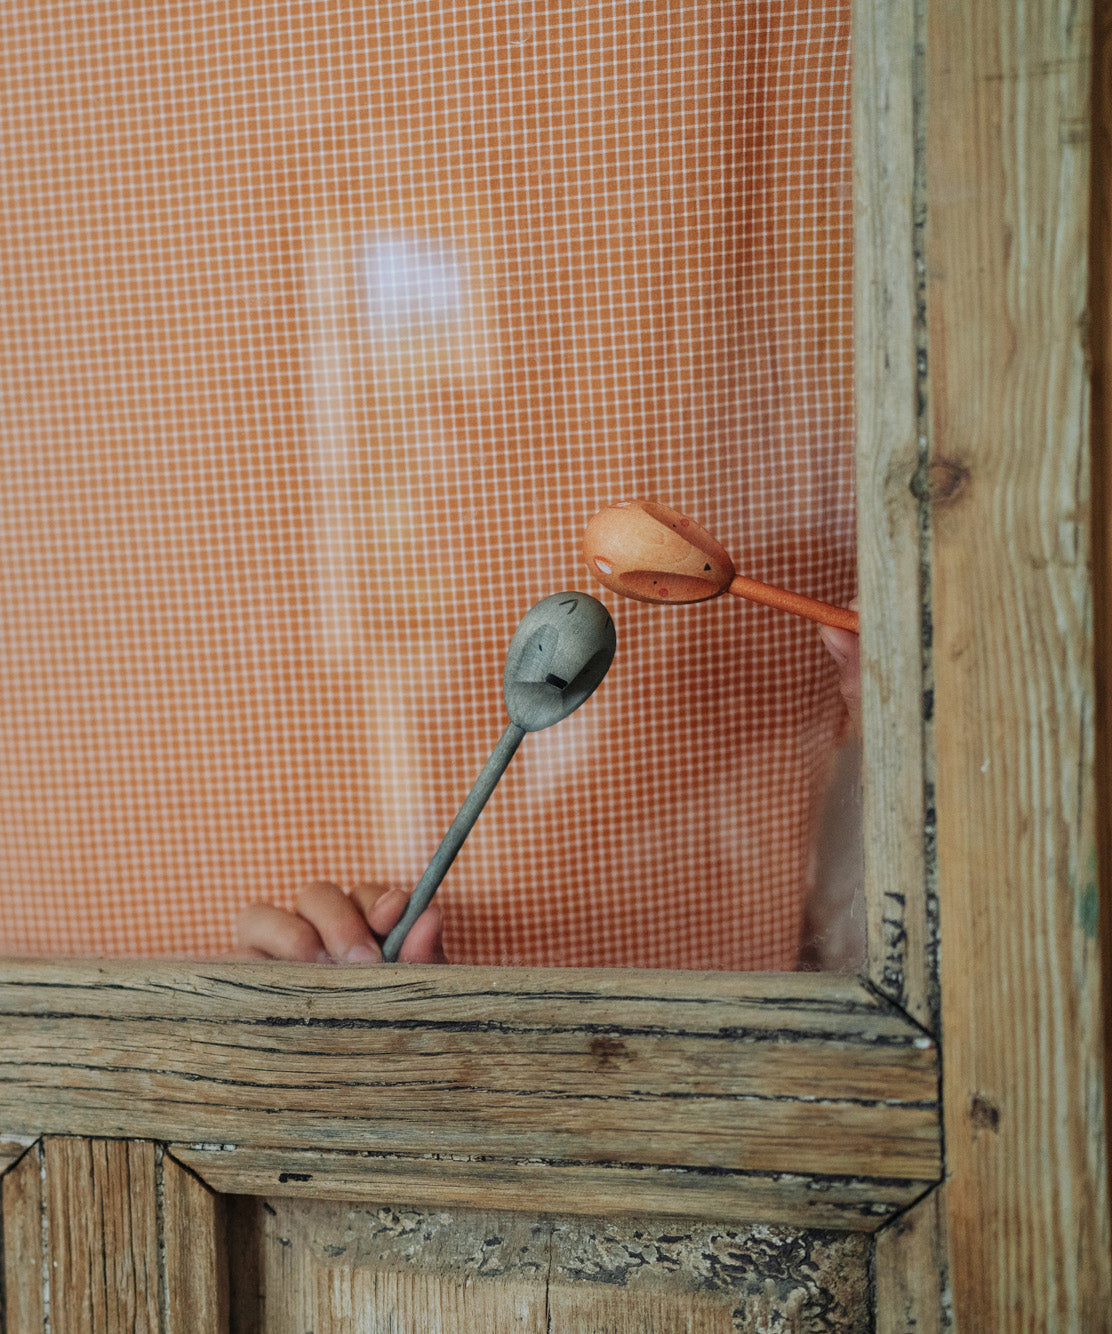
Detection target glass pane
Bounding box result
[0,2,857,969]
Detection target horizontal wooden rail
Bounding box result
[0,961,940,1228]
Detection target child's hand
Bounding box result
[818,599,861,737]
[235,881,447,964]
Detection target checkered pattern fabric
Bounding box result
[0,1,854,969]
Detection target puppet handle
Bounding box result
[728,575,860,632]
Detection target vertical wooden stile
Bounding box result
[1089,0,1112,1242]
[926,0,1112,1326]
[161,1149,230,1333]
[856,0,949,1322]
[854,0,937,1036]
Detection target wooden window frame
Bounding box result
[1,3,1109,1327]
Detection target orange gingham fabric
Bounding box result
[0,2,854,970]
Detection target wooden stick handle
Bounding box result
[727,575,860,632]
[382,723,526,962]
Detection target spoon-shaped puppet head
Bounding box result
[503,592,616,731]
[582,500,735,604]
[583,500,859,632]
[381,592,615,961]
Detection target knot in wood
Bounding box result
[927,459,971,506]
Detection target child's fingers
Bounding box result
[352,882,411,936]
[235,903,330,962]
[234,883,447,964]
[351,883,448,964]
[818,598,861,732]
[398,906,447,964]
[295,880,383,962]
[818,623,858,671]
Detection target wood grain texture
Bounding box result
[0,1132,38,1176]
[874,1187,946,1334]
[0,962,940,1229]
[170,1144,923,1231]
[43,1137,161,1332]
[1090,0,1112,1249]
[161,1150,230,1333]
[1,1139,46,1333]
[853,0,937,1036]
[926,0,1112,1327]
[244,1198,872,1334]
[856,0,948,1315]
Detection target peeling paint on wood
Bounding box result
[244,1198,871,1333]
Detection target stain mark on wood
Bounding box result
[589,1036,631,1068]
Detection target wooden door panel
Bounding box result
[2,1138,873,1331]
[237,1196,871,1333]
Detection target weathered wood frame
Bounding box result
[0,2,1108,1328]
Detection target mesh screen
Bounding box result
[0,1,854,968]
